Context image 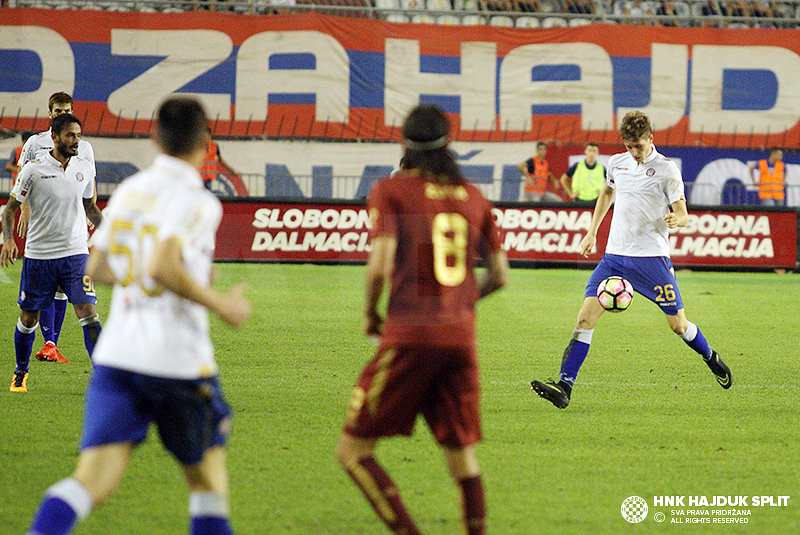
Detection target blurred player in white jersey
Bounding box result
[18,92,98,364]
[531,111,732,409]
[26,97,250,535]
[2,113,104,393]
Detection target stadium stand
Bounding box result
[5,0,800,27]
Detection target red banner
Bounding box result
[216,201,798,268]
[668,210,797,268]
[217,201,371,261]
[4,9,800,146]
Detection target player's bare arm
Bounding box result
[86,248,116,286]
[83,197,103,229]
[17,200,31,238]
[580,185,615,257]
[1,195,21,267]
[477,251,508,299]
[518,161,534,184]
[363,233,396,337]
[148,236,250,328]
[666,198,689,229]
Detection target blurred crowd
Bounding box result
[5,0,800,27]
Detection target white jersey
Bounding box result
[90,154,222,379]
[11,152,96,260]
[19,129,96,179]
[605,146,684,257]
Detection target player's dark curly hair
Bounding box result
[50,113,81,135]
[157,97,208,157]
[619,111,651,141]
[402,105,463,184]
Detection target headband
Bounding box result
[403,135,449,151]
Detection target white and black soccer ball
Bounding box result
[596,276,634,313]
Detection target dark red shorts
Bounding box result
[343,343,481,448]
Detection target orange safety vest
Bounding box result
[200,140,219,182]
[525,156,549,194]
[10,146,22,179]
[757,159,784,201]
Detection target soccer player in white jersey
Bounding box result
[18,92,97,364]
[26,97,250,535]
[2,113,104,393]
[531,111,732,409]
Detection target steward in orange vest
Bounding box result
[751,148,784,205]
[200,140,220,185]
[518,143,562,202]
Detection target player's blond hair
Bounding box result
[619,111,651,141]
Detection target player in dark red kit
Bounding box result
[335,105,508,535]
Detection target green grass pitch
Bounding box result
[1,262,798,534]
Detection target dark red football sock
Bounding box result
[345,456,421,535]
[458,475,486,535]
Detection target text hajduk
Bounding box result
[653,496,790,507]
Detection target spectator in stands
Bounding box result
[482,0,515,11]
[516,0,542,13]
[565,0,594,14]
[751,0,782,26]
[5,131,33,181]
[700,0,728,26]
[621,0,655,23]
[725,0,751,18]
[749,148,785,206]
[655,0,679,25]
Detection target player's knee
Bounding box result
[19,311,39,329]
[335,438,355,467]
[74,304,98,320]
[335,434,370,467]
[670,319,688,335]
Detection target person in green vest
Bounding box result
[560,142,606,203]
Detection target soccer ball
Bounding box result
[596,276,634,313]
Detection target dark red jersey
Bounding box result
[368,170,502,348]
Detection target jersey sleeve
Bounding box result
[83,169,96,199]
[367,179,397,238]
[605,156,618,190]
[663,160,685,204]
[19,136,36,168]
[10,164,34,202]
